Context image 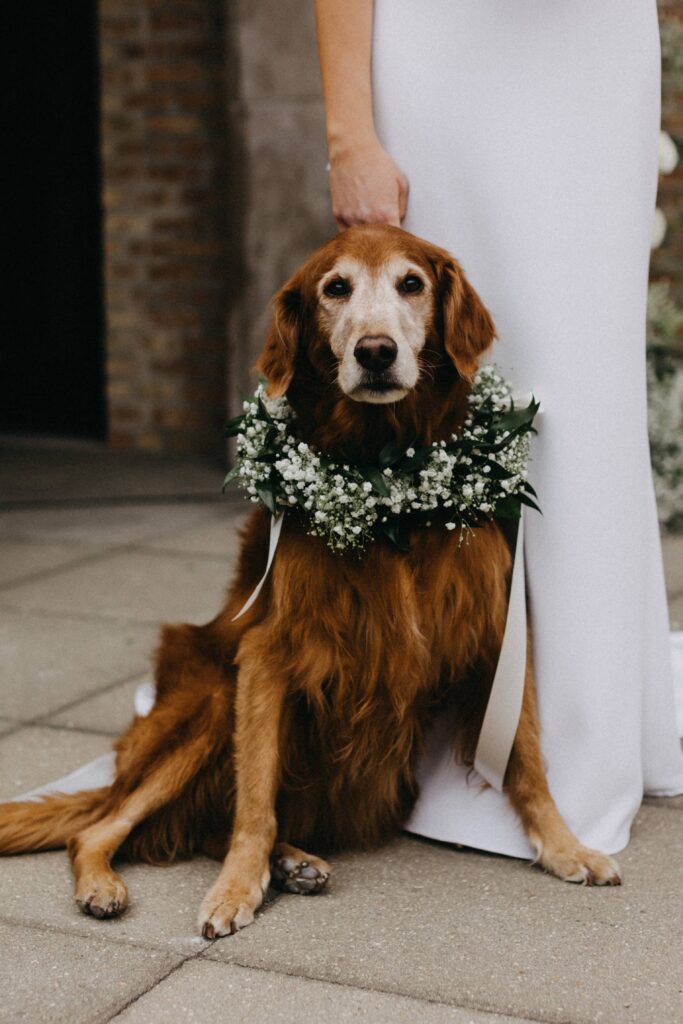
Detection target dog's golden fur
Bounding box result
[0,225,620,937]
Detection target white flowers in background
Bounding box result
[652,131,679,249]
[659,130,679,175]
[225,366,540,553]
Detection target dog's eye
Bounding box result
[399,274,424,294]
[323,277,352,298]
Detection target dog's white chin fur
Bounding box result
[346,386,410,404]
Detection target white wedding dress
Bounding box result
[373,0,683,856]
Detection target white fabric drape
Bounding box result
[372,0,683,856]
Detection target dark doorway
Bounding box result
[2,3,106,439]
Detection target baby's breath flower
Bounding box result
[228,368,538,551]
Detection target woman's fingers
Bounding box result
[328,138,409,230]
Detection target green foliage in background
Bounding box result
[647,281,683,530]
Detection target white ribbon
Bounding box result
[473,508,527,791]
[231,511,285,621]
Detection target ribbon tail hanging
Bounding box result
[231,511,285,621]
[473,507,528,792]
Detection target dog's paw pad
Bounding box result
[271,853,330,895]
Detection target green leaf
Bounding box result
[482,459,515,480]
[359,465,391,497]
[493,495,522,519]
[256,481,278,514]
[518,492,542,514]
[494,397,540,432]
[380,517,411,551]
[222,465,240,491]
[256,396,274,423]
[224,414,245,438]
[398,446,432,472]
[486,420,535,454]
[378,440,409,468]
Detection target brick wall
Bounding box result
[99,0,230,454]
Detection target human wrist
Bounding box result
[327,122,379,162]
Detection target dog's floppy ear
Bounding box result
[438,257,496,381]
[255,275,304,398]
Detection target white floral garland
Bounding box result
[224,365,540,552]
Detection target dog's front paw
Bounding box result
[537,842,622,886]
[198,880,264,939]
[76,871,129,919]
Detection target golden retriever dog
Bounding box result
[0,224,621,938]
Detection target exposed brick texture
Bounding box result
[99,0,229,454]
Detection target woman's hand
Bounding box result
[328,136,409,230]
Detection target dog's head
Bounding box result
[256,224,496,450]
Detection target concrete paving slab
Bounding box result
[0,726,112,799]
[205,807,683,1024]
[0,850,219,955]
[111,959,534,1024]
[0,539,94,588]
[662,533,683,598]
[0,920,182,1024]
[0,718,17,737]
[46,676,145,735]
[0,439,223,504]
[0,607,157,719]
[0,549,230,625]
[0,502,223,548]
[142,508,247,559]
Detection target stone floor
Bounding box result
[0,439,682,1024]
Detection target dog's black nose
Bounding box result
[354,335,398,370]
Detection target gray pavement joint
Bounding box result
[193,954,555,1024]
[32,670,148,730]
[105,943,215,1024]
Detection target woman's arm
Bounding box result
[314,0,409,229]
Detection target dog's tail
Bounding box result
[0,789,108,854]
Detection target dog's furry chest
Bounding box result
[266,518,511,705]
